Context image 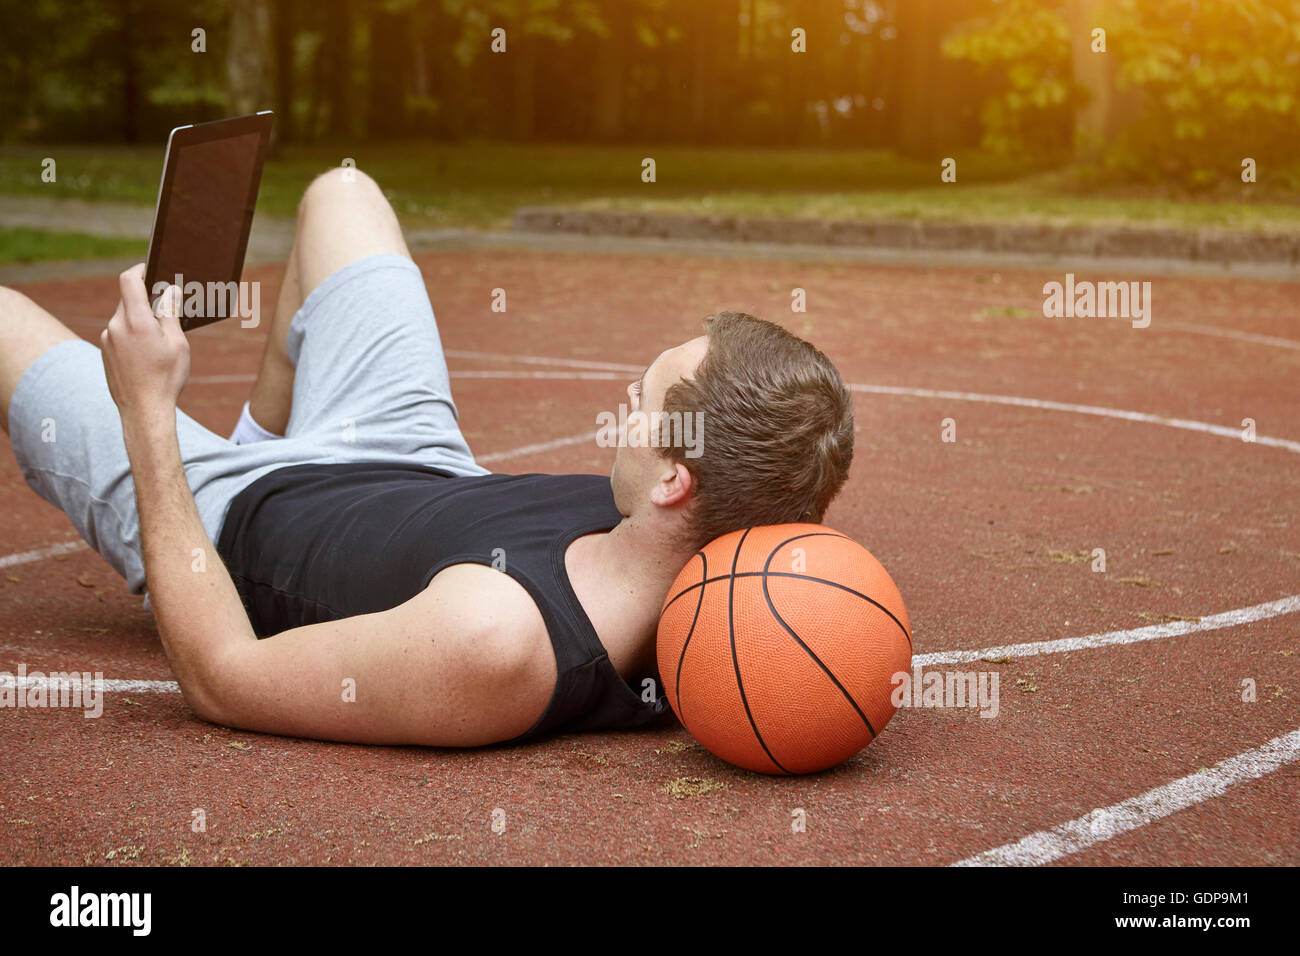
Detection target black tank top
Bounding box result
[215,462,671,742]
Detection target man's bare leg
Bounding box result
[0,286,80,434]
[246,167,412,436]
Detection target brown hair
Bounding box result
[660,311,854,548]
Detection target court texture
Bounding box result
[2,234,1297,865]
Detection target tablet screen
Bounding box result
[157,132,261,281]
[146,114,271,330]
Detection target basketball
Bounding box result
[657,523,912,775]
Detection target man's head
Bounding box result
[609,311,854,551]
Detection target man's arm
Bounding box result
[101,266,555,745]
[102,266,252,717]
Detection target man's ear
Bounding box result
[650,460,694,508]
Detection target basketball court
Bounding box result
[1,245,1297,865]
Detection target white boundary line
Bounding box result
[474,430,596,464]
[12,590,1294,700]
[953,728,1300,866]
[453,370,621,380]
[192,367,1300,452]
[847,383,1300,454]
[4,356,1296,699]
[190,354,1300,453]
[1,426,600,697]
[444,349,642,372]
[914,594,1300,666]
[0,540,89,569]
[1164,321,1300,351]
[6,366,1299,578]
[0,675,178,694]
[190,370,626,385]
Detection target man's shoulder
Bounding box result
[423,562,550,652]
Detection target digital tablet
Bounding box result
[145,111,273,331]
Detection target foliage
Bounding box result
[1099,0,1300,188]
[941,0,1080,160]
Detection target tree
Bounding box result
[1065,0,1112,159]
[890,0,987,158]
[226,0,274,118]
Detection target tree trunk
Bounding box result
[889,0,980,158]
[368,3,410,137]
[326,0,354,137]
[273,0,295,144]
[592,11,625,141]
[1065,0,1111,159]
[511,31,537,141]
[226,0,275,117]
[691,2,738,142]
[119,0,139,142]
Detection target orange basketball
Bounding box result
[657,523,912,775]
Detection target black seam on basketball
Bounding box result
[663,568,912,650]
[754,531,911,648]
[762,534,878,740]
[672,550,707,730]
[729,528,791,775]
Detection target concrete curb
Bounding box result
[513,207,1300,268]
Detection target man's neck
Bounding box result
[565,514,698,679]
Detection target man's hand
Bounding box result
[101,264,189,423]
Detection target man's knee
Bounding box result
[299,166,386,220]
[0,284,28,313]
[290,166,410,301]
[0,285,79,426]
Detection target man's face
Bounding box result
[609,335,708,518]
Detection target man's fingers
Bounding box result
[161,287,187,340]
[155,284,184,335]
[118,264,153,331]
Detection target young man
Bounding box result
[0,168,854,748]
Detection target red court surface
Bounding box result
[2,249,1298,865]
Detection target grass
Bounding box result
[0,226,145,263]
[1,141,1298,250]
[581,178,1300,231]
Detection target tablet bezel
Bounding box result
[145,110,273,331]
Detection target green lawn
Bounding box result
[1,142,1297,243]
[0,226,145,264]
[577,178,1300,231]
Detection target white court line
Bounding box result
[445,349,642,372]
[0,540,88,569]
[953,729,1300,866]
[1165,321,1300,351]
[193,358,1300,453]
[1,426,598,696]
[475,430,596,464]
[914,594,1300,667]
[848,383,1300,454]
[190,370,625,384]
[453,370,621,380]
[15,591,1291,699]
[4,356,1296,699]
[0,430,598,568]
[0,675,178,694]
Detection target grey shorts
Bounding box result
[8,253,489,595]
